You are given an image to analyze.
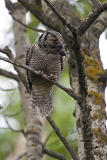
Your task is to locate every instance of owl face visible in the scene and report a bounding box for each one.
[38,31,66,56]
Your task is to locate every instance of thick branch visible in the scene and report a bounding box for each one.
[43,148,67,160]
[0,68,19,82]
[46,116,79,160]
[0,52,80,103]
[78,2,107,36]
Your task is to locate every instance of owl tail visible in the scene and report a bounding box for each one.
[31,79,53,117]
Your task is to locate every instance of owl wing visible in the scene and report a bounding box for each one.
[60,56,63,70]
[26,45,34,93]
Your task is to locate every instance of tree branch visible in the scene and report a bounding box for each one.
[90,0,101,8]
[0,49,80,103]
[44,0,76,36]
[4,116,25,136]
[72,37,87,97]
[43,147,67,160]
[11,14,45,33]
[78,2,107,36]
[0,68,19,82]
[44,131,53,146]
[4,110,22,117]
[0,87,17,91]
[46,116,79,160]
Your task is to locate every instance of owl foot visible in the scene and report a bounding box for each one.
[37,70,44,75]
[48,74,57,80]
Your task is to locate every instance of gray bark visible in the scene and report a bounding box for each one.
[5,1,43,160]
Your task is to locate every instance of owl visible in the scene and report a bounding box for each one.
[26,31,66,117]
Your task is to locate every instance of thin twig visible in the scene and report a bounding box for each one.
[4,115,25,136]
[11,14,45,33]
[4,110,22,117]
[0,49,80,103]
[43,147,67,160]
[44,131,53,146]
[46,116,79,160]
[0,87,17,91]
[78,2,107,36]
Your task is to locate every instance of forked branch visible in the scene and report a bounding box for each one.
[78,2,107,36]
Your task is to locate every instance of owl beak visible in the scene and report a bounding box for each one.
[59,48,66,56]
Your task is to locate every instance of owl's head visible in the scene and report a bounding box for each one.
[37,31,66,56]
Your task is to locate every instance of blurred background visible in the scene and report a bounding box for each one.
[0,0,107,160]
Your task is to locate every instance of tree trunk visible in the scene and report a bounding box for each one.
[5,1,43,160]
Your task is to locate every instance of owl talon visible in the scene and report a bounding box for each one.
[49,74,57,80]
[37,70,44,74]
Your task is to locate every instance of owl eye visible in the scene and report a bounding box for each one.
[56,43,62,50]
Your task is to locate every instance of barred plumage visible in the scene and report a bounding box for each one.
[26,31,66,117]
